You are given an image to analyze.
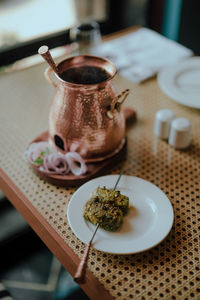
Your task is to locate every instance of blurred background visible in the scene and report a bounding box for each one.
[0,0,199,299]
[0,0,200,66]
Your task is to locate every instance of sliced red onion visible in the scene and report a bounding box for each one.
[25,142,87,176]
[43,155,50,171]
[65,152,87,176]
[24,141,53,163]
[47,153,69,174]
[39,165,56,173]
[41,155,56,173]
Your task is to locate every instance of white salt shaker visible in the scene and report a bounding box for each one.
[154,109,175,139]
[168,118,191,149]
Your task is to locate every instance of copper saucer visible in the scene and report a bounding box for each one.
[28,108,136,187]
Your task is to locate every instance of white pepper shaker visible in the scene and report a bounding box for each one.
[168,118,191,149]
[154,109,175,139]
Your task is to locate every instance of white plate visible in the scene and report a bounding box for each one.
[67,175,174,254]
[158,57,200,109]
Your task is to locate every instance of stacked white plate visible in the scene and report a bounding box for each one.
[158,57,200,109]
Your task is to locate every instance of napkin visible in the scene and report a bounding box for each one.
[92,28,193,83]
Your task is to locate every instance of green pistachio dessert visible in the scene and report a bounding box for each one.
[83,186,129,231]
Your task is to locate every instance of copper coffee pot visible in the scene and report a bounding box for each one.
[44,54,130,162]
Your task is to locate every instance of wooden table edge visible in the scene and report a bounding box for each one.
[102,25,141,42]
[0,168,114,300]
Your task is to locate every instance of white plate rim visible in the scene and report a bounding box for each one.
[158,57,200,109]
[67,175,174,255]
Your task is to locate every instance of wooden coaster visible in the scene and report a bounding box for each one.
[29,107,136,187]
[30,133,127,187]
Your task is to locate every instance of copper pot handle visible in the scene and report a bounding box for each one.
[107,89,130,119]
[44,67,58,88]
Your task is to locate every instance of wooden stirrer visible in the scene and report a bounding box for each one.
[74,172,123,284]
[38,45,60,76]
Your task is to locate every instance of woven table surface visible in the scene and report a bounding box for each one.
[0,63,200,300]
